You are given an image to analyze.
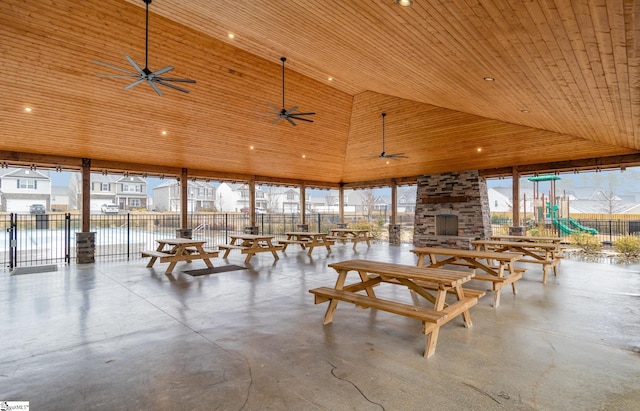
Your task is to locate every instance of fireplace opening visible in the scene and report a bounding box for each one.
[436,214,458,236]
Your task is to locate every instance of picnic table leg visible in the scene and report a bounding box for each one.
[323,270,348,324]
[194,245,214,268]
[454,285,473,327]
[493,287,502,308]
[244,252,254,264]
[146,242,165,267]
[423,323,439,358]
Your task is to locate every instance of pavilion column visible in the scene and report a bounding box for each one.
[77,158,95,264]
[388,179,401,245]
[338,184,346,228]
[245,177,258,234]
[511,166,523,235]
[176,168,192,238]
[298,183,308,232]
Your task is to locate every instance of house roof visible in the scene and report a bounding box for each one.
[2,0,639,185]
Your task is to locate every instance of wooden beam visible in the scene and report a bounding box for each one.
[480,153,640,178]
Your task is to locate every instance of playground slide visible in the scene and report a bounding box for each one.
[552,217,576,236]
[568,217,598,235]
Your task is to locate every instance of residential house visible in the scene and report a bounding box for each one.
[51,186,71,211]
[69,173,148,212]
[153,180,216,212]
[0,167,51,213]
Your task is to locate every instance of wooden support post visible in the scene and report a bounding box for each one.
[391,179,397,225]
[81,158,91,232]
[339,184,345,224]
[180,168,188,229]
[512,166,520,227]
[249,177,256,227]
[300,183,306,224]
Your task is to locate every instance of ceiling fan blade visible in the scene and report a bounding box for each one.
[285,116,297,126]
[148,80,163,96]
[285,105,299,115]
[289,116,314,123]
[125,56,145,75]
[154,77,196,83]
[149,66,174,77]
[290,112,316,116]
[386,154,408,159]
[92,60,137,74]
[272,116,284,125]
[124,78,146,90]
[155,79,190,93]
[268,103,281,114]
[96,74,140,79]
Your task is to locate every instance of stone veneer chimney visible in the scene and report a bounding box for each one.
[413,170,492,249]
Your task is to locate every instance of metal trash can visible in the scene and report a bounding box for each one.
[35,214,49,229]
[244,226,259,235]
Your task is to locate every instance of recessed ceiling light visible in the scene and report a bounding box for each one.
[24,107,32,113]
[520,109,530,113]
[249,145,254,150]
[396,0,413,7]
[483,77,495,81]
[302,154,306,159]
[228,33,235,39]
[328,77,333,81]
[477,147,482,152]
[161,130,167,135]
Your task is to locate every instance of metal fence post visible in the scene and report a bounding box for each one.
[65,213,71,264]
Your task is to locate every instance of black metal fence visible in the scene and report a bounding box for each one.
[491,214,640,245]
[1,211,415,269]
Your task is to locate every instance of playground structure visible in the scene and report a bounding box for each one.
[528,175,598,236]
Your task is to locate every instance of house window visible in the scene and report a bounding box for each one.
[17,179,37,189]
[101,183,109,191]
[256,191,265,199]
[130,199,141,207]
[436,215,458,236]
[495,200,498,207]
[287,192,295,200]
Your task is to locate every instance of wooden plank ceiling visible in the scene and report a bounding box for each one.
[1,0,638,184]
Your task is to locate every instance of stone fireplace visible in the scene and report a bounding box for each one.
[413,170,492,248]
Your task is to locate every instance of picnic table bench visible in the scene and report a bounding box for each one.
[309,259,481,358]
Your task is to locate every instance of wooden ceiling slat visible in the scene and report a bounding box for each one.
[1,0,638,185]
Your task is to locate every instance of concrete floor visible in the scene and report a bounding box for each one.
[1,243,639,410]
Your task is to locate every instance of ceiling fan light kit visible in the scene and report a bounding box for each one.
[93,0,196,96]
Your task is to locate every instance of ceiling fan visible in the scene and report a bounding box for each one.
[92,0,195,96]
[262,57,316,126]
[370,113,407,160]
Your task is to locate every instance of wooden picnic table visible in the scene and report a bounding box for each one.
[411,246,524,307]
[490,235,563,243]
[218,233,283,264]
[141,238,219,275]
[327,228,373,250]
[471,240,562,284]
[309,259,484,358]
[279,232,334,256]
